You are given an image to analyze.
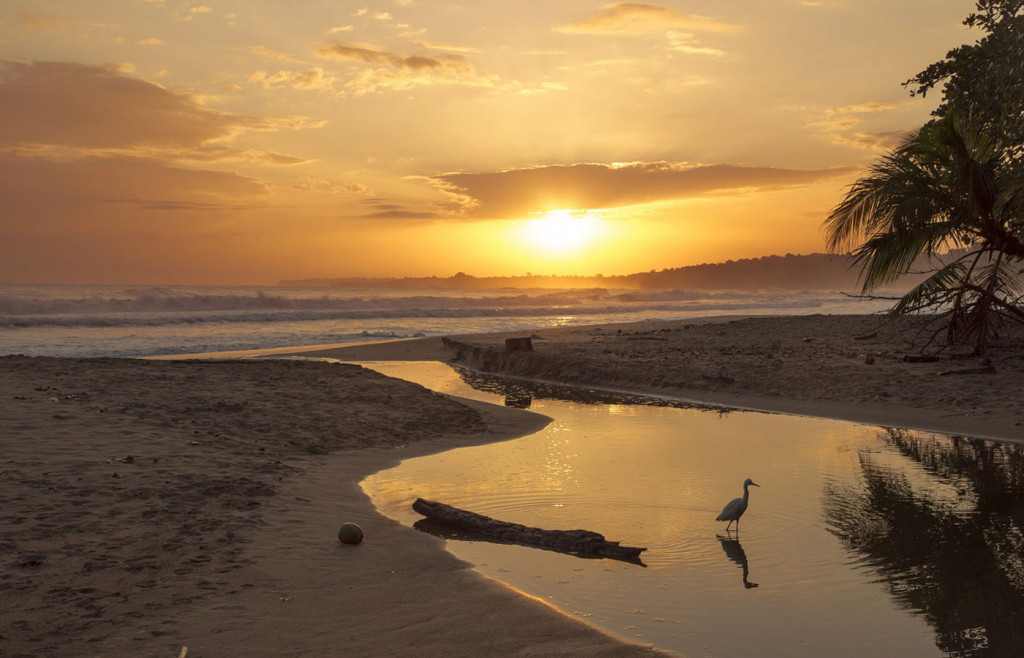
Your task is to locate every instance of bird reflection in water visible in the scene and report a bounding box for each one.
[718,536,759,589]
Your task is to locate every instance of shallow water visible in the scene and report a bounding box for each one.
[360,362,1024,658]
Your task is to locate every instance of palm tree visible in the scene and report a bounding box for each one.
[825,115,1024,354]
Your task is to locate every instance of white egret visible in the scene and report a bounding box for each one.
[716,478,760,533]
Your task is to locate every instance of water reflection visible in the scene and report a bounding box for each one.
[362,362,1021,657]
[718,537,759,589]
[824,429,1024,657]
[451,364,726,411]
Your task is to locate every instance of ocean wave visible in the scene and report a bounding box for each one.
[0,298,827,328]
[0,288,610,316]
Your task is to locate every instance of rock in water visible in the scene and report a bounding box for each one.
[338,522,364,545]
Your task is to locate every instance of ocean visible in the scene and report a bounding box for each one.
[0,283,893,358]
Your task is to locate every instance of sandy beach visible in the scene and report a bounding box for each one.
[3,313,1022,657]
[0,356,663,657]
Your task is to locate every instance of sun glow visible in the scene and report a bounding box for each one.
[519,209,603,255]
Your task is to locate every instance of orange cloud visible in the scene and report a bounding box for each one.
[667,31,727,56]
[432,162,852,219]
[315,42,503,95]
[360,198,442,220]
[0,154,267,232]
[19,12,68,30]
[807,102,904,151]
[0,60,319,159]
[0,61,313,255]
[0,61,246,148]
[316,42,471,72]
[835,130,908,151]
[290,177,368,195]
[557,3,739,35]
[413,40,482,54]
[249,45,307,63]
[249,67,336,91]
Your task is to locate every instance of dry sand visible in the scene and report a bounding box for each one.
[4,313,1022,657]
[1,356,662,657]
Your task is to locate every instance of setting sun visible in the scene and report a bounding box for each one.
[519,210,604,256]
[0,0,969,285]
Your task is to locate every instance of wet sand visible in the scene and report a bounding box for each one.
[4,313,1021,656]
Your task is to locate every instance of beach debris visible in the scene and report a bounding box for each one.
[854,332,878,340]
[864,355,876,365]
[178,646,189,658]
[411,498,646,566]
[337,522,364,545]
[938,365,997,376]
[504,337,534,352]
[902,354,940,363]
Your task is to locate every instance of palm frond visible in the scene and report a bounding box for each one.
[823,114,1024,353]
[889,260,968,317]
[851,220,963,290]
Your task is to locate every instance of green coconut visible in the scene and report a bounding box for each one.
[337,522,364,545]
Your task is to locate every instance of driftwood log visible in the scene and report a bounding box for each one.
[504,337,534,352]
[412,498,647,566]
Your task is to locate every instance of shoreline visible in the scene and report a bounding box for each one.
[289,314,1023,445]
[179,396,666,657]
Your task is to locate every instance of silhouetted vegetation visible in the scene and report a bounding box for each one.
[827,2,1024,354]
[280,253,870,291]
[824,429,1024,657]
[905,0,1024,166]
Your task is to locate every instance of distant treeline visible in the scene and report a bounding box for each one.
[280,253,882,290]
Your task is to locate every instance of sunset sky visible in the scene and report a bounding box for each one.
[0,0,973,284]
